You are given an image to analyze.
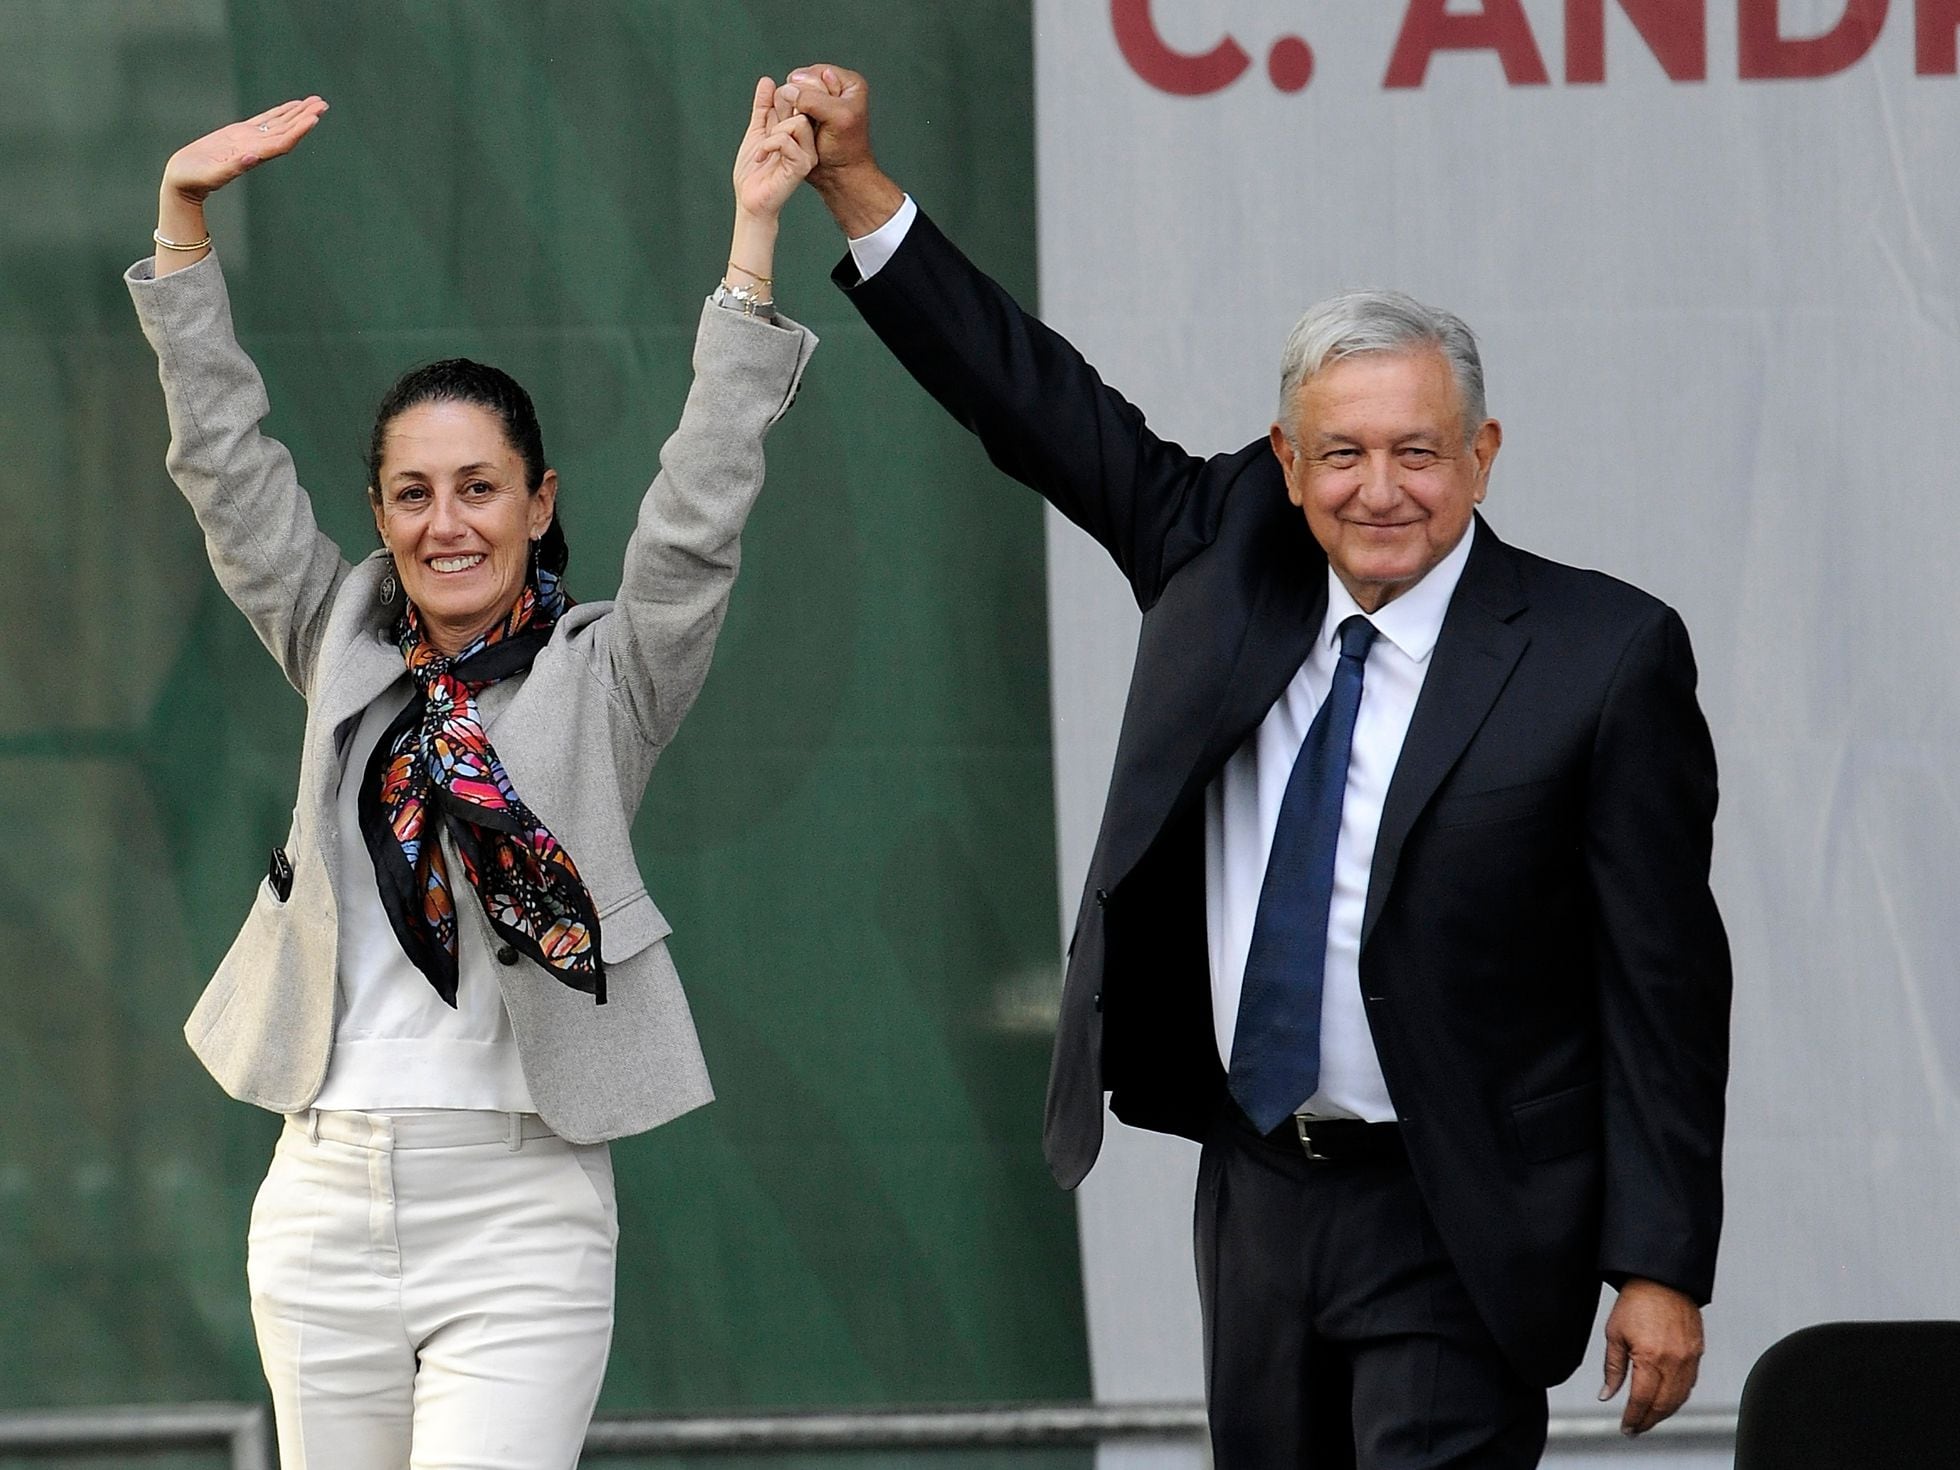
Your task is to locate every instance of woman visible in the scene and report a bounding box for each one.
[127,86,817,1468]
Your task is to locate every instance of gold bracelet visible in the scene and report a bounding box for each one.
[153,228,212,253]
[726,259,773,285]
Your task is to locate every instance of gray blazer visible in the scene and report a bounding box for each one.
[127,254,815,1143]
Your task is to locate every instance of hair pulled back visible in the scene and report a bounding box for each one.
[366,358,568,575]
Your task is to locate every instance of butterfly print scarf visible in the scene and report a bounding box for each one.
[358,564,606,1006]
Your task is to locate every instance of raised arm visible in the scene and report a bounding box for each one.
[128,98,349,695]
[606,80,819,749]
[781,65,1215,608]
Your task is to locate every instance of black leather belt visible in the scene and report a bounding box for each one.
[1246,1111,1404,1163]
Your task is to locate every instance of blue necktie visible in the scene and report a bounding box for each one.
[1228,614,1379,1133]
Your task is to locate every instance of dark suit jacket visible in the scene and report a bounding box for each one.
[837,211,1731,1386]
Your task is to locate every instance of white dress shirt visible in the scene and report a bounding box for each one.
[312,686,538,1113]
[1206,522,1476,1121]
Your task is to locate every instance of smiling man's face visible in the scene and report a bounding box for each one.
[1270,347,1501,613]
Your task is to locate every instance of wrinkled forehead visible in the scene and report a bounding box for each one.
[1294,346,1469,432]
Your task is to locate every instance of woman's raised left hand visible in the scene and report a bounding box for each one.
[732,77,817,224]
[162,96,328,206]
[153,96,326,276]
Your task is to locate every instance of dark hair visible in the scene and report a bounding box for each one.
[366,358,568,575]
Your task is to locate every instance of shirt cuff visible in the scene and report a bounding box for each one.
[847,194,918,281]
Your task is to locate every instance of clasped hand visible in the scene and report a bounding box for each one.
[733,77,818,225]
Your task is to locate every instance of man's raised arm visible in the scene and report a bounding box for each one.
[780,64,1233,607]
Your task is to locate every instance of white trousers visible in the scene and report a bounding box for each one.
[247,1109,617,1470]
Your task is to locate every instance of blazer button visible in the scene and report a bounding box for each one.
[496,944,519,967]
[1095,888,1109,907]
[1093,991,1103,1012]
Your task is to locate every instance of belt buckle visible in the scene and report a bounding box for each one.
[1292,1114,1331,1162]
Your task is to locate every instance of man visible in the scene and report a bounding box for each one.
[781,66,1730,1468]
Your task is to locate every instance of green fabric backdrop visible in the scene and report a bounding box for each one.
[0,3,1085,1462]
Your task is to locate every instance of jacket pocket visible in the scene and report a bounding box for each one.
[1510,1079,1600,1163]
[1429,777,1562,831]
[596,888,673,964]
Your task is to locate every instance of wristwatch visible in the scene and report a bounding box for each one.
[712,280,775,319]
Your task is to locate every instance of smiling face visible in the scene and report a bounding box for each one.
[1270,346,1501,613]
[370,399,557,654]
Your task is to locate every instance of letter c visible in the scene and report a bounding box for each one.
[1111,0,1253,95]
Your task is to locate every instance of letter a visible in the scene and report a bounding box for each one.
[1385,0,1552,87]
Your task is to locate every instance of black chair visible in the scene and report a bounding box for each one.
[1733,1320,1960,1468]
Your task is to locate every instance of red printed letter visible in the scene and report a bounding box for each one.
[1566,0,1707,82]
[1111,0,1252,96]
[1920,0,1960,72]
[1385,0,1552,87]
[1739,0,1888,79]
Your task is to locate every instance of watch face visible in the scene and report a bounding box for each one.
[713,281,770,315]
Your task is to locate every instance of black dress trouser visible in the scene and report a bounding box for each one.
[1195,1111,1549,1469]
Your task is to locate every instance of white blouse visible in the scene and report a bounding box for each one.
[310,685,537,1113]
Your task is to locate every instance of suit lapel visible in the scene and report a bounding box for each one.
[305,561,409,889]
[1111,536,1327,888]
[315,628,407,740]
[474,676,523,730]
[1361,521,1529,949]
[1194,551,1327,794]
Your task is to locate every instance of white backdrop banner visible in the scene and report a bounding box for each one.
[1033,0,1960,1431]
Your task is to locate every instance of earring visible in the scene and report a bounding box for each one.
[379,554,400,609]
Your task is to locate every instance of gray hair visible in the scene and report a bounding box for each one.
[1275,290,1486,446]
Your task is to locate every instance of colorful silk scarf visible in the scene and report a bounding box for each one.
[359,564,606,1006]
